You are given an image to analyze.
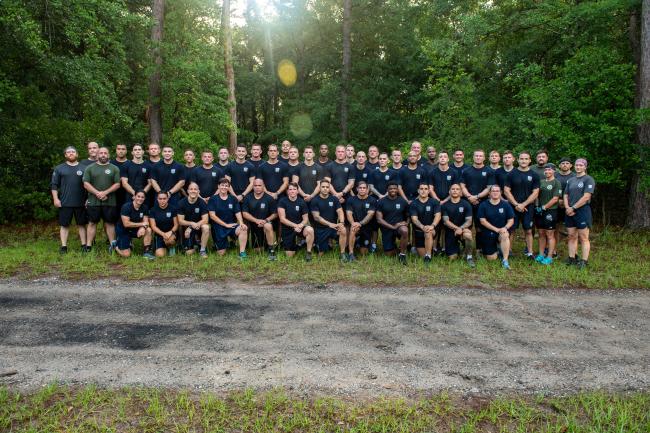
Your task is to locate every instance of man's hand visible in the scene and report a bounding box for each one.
[53,198,62,208]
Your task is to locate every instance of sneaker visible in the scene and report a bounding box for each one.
[525,253,535,261]
[82,245,92,253]
[398,253,407,265]
[108,240,117,255]
[541,256,553,265]
[410,246,417,255]
[423,255,432,264]
[59,246,68,255]
[347,253,356,262]
[466,256,476,268]
[305,252,312,262]
[340,253,348,263]
[143,252,155,260]
[502,259,511,270]
[239,251,248,260]
[552,251,558,259]
[576,259,588,270]
[370,243,377,254]
[564,257,577,266]
[535,254,545,263]
[268,250,277,261]
[199,250,208,258]
[168,247,176,257]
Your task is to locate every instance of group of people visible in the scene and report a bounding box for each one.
[51,139,595,269]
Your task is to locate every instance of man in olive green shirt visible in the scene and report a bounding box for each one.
[83,147,121,252]
[534,164,562,264]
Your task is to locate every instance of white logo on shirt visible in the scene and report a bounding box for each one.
[396,204,401,209]
[547,184,552,190]
[416,174,421,179]
[546,213,552,221]
[172,168,177,174]
[312,170,317,175]
[260,203,266,209]
[166,212,172,218]
[527,176,532,181]
[482,172,487,177]
[295,205,300,211]
[104,169,111,175]
[447,175,451,181]
[76,170,83,176]
[426,206,431,211]
[228,204,233,209]
[275,167,280,173]
[459,207,464,213]
[139,213,143,218]
[365,203,370,208]
[142,168,147,173]
[344,167,349,172]
[212,172,216,177]
[578,182,584,188]
[194,208,200,213]
[384,175,390,180]
[328,201,333,207]
[499,208,504,214]
[243,167,248,172]
[363,173,367,178]
[587,184,593,189]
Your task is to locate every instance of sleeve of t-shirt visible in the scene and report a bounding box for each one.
[441,203,449,218]
[346,165,354,181]
[408,201,419,217]
[176,165,186,183]
[532,172,540,190]
[434,201,441,214]
[505,202,515,219]
[269,198,278,214]
[241,196,251,213]
[111,166,120,184]
[465,201,473,218]
[333,199,342,211]
[477,203,486,220]
[120,203,131,217]
[487,170,496,186]
[233,198,242,213]
[119,162,129,178]
[277,198,287,211]
[150,164,161,182]
[504,171,513,189]
[585,177,596,194]
[207,197,217,213]
[554,180,562,198]
[368,198,377,211]
[82,167,91,183]
[460,171,468,185]
[51,167,61,190]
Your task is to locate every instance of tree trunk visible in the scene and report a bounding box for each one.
[222,0,237,154]
[628,2,650,228]
[148,0,164,145]
[340,0,351,143]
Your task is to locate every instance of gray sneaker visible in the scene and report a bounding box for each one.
[143,252,155,260]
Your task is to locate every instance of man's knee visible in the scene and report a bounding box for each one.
[200,224,210,234]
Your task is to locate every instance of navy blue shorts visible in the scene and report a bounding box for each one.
[513,206,534,230]
[182,227,202,250]
[353,225,373,249]
[535,209,558,230]
[116,225,139,250]
[481,230,501,256]
[315,226,338,252]
[413,229,432,248]
[380,227,404,252]
[154,233,176,250]
[565,206,592,229]
[212,224,239,250]
[281,226,305,251]
[86,205,118,224]
[444,228,464,256]
[58,207,88,227]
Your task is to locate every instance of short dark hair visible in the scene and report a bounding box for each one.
[218,177,230,186]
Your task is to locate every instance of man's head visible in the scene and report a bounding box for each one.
[489,150,500,166]
[251,143,262,159]
[418,183,430,199]
[184,149,195,165]
[427,146,437,162]
[156,190,170,207]
[97,147,110,164]
[544,164,555,180]
[115,143,127,159]
[148,142,160,159]
[303,146,314,161]
[356,151,367,165]
[356,180,369,198]
[368,145,379,160]
[411,141,422,156]
[281,140,291,154]
[253,178,265,195]
[218,177,231,193]
[319,144,329,158]
[187,182,200,199]
[449,183,461,199]
[201,150,214,166]
[87,141,99,159]
[335,145,346,162]
[267,144,279,160]
[489,184,502,200]
[503,150,514,167]
[453,149,464,164]
[408,151,418,166]
[287,182,299,199]
[386,182,399,198]
[218,147,230,162]
[235,144,247,160]
[536,149,549,166]
[559,157,572,173]
[391,149,402,165]
[289,146,299,162]
[162,146,174,162]
[64,146,78,163]
[473,149,485,166]
[378,152,389,168]
[319,179,331,196]
[131,144,144,160]
[437,150,449,166]
[345,145,355,160]
[518,151,531,169]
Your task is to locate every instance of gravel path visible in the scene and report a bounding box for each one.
[1,278,648,396]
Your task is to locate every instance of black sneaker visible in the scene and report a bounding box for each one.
[576,259,588,270]
[340,253,348,263]
[525,253,535,261]
[83,245,92,253]
[564,257,577,266]
[268,250,277,261]
[347,253,356,262]
[398,253,407,265]
[423,255,432,264]
[466,256,476,268]
[305,252,312,262]
[552,252,558,259]
[59,246,68,255]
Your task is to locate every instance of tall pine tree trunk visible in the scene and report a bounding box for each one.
[222,0,237,153]
[628,2,650,228]
[340,0,351,143]
[148,0,164,145]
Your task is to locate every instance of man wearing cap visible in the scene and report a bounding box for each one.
[51,146,88,253]
[535,164,562,264]
[564,158,595,269]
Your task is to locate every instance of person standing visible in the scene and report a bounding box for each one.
[51,146,88,253]
[258,144,289,199]
[121,144,150,201]
[564,159,595,269]
[79,141,99,169]
[150,146,186,206]
[82,147,121,253]
[111,143,129,212]
[225,144,256,201]
[504,151,540,259]
[294,146,327,203]
[535,164,562,264]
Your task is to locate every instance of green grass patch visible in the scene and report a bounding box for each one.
[0,384,648,432]
[0,224,648,289]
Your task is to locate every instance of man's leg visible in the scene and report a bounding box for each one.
[578,228,590,261]
[303,227,314,253]
[348,226,358,256]
[236,225,248,253]
[86,223,97,247]
[538,229,547,256]
[499,232,511,262]
[424,231,433,257]
[104,223,116,243]
[524,228,533,256]
[200,224,210,251]
[462,229,474,258]
[338,227,347,254]
[264,222,276,248]
[398,226,409,255]
[567,227,578,259]
[60,226,69,247]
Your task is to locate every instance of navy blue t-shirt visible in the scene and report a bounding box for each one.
[151,161,186,199]
[241,193,277,220]
[309,195,342,228]
[208,194,241,224]
[369,168,400,196]
[278,196,309,225]
[366,161,380,171]
[477,199,515,232]
[327,161,354,193]
[494,167,514,190]
[409,197,441,228]
[119,201,148,228]
[121,160,150,194]
[225,160,256,195]
[177,197,208,223]
[148,204,178,232]
[505,169,540,203]
[353,164,371,186]
[399,166,430,200]
[450,163,468,179]
[286,162,301,183]
[190,165,224,198]
[346,195,377,223]
[258,160,289,193]
[377,196,409,225]
[461,166,494,196]
[248,159,265,169]
[430,166,458,200]
[442,198,473,227]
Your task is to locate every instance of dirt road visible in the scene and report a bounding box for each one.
[1,278,648,396]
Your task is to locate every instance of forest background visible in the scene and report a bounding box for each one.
[1,0,648,226]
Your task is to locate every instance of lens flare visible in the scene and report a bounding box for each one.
[278,59,297,87]
[290,113,313,139]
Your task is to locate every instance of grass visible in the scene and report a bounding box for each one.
[0,384,648,432]
[0,223,648,289]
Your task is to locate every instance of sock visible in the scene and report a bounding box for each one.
[464,238,474,257]
[466,254,472,259]
[144,245,152,253]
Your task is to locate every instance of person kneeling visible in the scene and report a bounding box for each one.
[115,190,154,259]
[208,178,248,258]
[149,191,179,257]
[310,180,348,261]
[478,185,514,270]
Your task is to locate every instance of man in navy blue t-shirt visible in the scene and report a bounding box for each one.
[309,179,348,260]
[148,190,179,257]
[504,151,540,259]
[208,178,249,258]
[478,185,515,269]
[189,150,224,201]
[376,182,410,264]
[441,184,476,267]
[258,144,289,199]
[177,182,210,257]
[242,178,278,260]
[150,146,186,206]
[278,183,315,260]
[409,184,441,262]
[345,180,376,260]
[225,144,256,200]
[399,151,430,203]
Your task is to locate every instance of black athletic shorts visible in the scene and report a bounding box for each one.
[249,221,277,248]
[444,227,464,256]
[58,206,88,227]
[86,206,118,224]
[352,224,373,249]
[513,205,534,230]
[535,208,558,230]
[413,229,432,248]
[281,226,305,252]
